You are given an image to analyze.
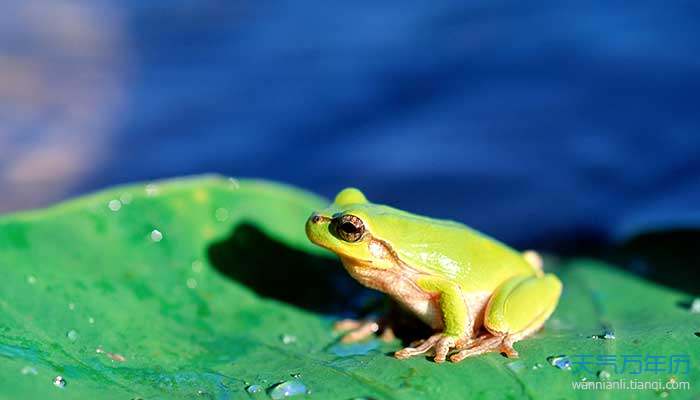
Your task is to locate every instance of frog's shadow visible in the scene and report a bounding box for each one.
[207,223,431,343]
[207,223,372,315]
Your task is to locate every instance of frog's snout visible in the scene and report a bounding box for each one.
[306,213,328,246]
[310,213,323,224]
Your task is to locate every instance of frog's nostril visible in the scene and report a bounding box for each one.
[311,214,322,224]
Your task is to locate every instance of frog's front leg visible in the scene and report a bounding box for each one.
[394,276,474,363]
[450,273,562,362]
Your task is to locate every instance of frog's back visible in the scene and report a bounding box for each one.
[364,205,535,291]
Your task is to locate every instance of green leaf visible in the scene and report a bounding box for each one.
[0,176,697,399]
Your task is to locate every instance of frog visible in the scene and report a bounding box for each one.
[305,188,562,363]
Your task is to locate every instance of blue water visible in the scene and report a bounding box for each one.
[2,2,699,249]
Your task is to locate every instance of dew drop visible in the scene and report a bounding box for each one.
[246,384,263,394]
[88,317,95,324]
[53,376,66,388]
[280,334,297,345]
[228,178,240,189]
[150,229,163,242]
[119,193,133,204]
[659,390,669,398]
[547,355,572,370]
[145,184,159,197]
[191,260,204,273]
[108,199,122,212]
[21,366,38,375]
[290,373,302,379]
[186,278,198,289]
[66,330,79,341]
[591,326,616,340]
[689,298,700,313]
[597,370,611,380]
[506,361,525,373]
[68,303,76,311]
[532,362,544,370]
[27,275,37,285]
[215,208,229,222]
[268,380,308,399]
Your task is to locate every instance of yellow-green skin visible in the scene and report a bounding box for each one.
[306,188,562,362]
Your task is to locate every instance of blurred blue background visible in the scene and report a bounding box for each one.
[1,1,699,250]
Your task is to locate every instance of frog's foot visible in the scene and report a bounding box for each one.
[449,333,516,362]
[451,273,562,363]
[395,333,469,363]
[334,318,396,343]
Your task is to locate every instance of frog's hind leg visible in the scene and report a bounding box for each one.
[450,273,562,363]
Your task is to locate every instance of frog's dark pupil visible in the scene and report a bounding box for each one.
[333,215,364,242]
[341,222,357,233]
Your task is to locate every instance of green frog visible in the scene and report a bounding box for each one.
[305,188,562,363]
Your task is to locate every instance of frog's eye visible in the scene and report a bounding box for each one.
[333,214,365,242]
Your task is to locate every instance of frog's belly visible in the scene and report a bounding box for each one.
[340,257,444,329]
[398,290,492,332]
[396,295,442,328]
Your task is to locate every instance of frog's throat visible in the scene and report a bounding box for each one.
[339,238,430,300]
[339,240,442,328]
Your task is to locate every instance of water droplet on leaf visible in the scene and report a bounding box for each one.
[547,355,572,370]
[26,275,37,285]
[689,298,700,313]
[598,370,611,380]
[215,208,229,222]
[119,193,133,204]
[53,376,66,388]
[108,199,122,212]
[281,334,297,344]
[145,184,159,196]
[186,278,198,289]
[591,326,615,340]
[506,361,526,373]
[66,330,79,341]
[246,384,263,394]
[191,260,203,273]
[21,366,37,375]
[150,229,163,242]
[268,380,308,399]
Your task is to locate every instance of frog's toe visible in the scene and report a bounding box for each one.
[433,336,457,363]
[395,333,466,363]
[395,333,441,359]
[449,334,512,362]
